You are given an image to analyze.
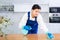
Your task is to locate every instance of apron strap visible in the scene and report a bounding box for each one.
[35,17,37,21]
[28,11,30,20]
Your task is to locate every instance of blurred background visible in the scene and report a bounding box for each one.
[0,0,60,34]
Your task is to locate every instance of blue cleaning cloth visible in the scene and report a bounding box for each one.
[21,29,28,35]
[22,25,32,35]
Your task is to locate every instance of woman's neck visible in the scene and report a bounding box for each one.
[31,13,35,18]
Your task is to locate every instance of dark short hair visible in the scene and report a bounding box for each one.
[32,4,41,10]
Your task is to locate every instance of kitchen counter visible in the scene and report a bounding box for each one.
[0,34,60,40]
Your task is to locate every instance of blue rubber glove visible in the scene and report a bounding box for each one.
[23,25,32,30]
[46,32,54,39]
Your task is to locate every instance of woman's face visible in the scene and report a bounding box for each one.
[32,9,40,17]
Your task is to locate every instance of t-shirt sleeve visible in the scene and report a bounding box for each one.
[19,13,28,29]
[37,14,48,33]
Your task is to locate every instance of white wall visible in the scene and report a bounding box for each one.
[49,0,60,7]
[0,0,49,5]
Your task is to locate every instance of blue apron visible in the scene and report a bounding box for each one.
[26,12,38,34]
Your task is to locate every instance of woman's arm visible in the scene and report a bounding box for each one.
[19,13,32,35]
[19,13,28,29]
[38,14,54,39]
[37,14,48,33]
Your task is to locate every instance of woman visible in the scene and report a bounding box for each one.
[19,4,54,39]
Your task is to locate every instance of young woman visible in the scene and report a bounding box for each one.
[19,4,54,39]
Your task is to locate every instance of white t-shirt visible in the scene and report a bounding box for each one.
[19,12,48,33]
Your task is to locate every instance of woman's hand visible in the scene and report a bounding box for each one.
[46,32,54,39]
